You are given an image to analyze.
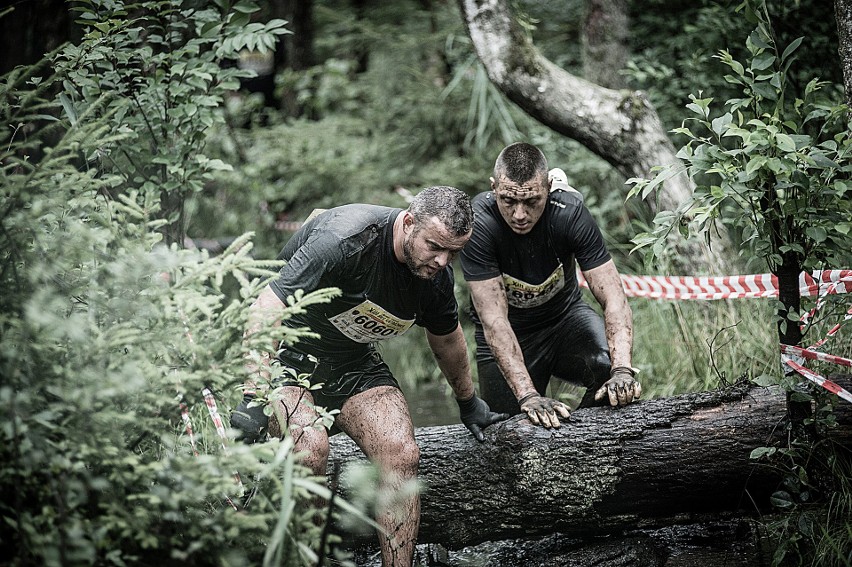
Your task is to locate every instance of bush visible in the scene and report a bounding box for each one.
[0,3,355,565]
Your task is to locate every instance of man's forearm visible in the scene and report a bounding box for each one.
[482,319,538,400]
[427,325,475,400]
[605,302,633,369]
[243,285,285,389]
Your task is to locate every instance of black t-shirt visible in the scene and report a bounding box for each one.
[460,190,610,334]
[270,204,460,362]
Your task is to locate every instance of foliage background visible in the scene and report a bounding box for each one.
[1,0,850,565]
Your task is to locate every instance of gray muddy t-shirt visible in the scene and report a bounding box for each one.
[270,204,460,362]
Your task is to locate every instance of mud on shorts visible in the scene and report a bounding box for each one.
[475,301,611,415]
[275,347,400,413]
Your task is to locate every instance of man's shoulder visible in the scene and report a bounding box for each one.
[313,204,396,239]
[546,190,595,228]
[471,191,495,210]
[547,189,585,211]
[326,203,396,225]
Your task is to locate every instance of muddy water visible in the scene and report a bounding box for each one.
[401,381,459,428]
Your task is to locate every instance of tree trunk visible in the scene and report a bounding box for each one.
[271,0,315,114]
[274,0,315,71]
[836,0,852,109]
[0,0,72,75]
[582,0,629,89]
[456,0,730,273]
[329,380,852,550]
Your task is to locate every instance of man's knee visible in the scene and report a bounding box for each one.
[577,350,611,409]
[296,427,330,474]
[478,360,520,415]
[380,435,420,477]
[586,349,611,389]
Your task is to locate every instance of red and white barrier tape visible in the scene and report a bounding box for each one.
[781,354,852,404]
[203,387,229,452]
[175,309,242,509]
[581,268,852,403]
[578,269,852,300]
[780,343,852,369]
[179,400,199,457]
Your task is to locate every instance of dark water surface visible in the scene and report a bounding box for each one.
[402,381,459,428]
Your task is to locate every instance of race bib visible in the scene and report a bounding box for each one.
[502,264,565,308]
[329,299,415,343]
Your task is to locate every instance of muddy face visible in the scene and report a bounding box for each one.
[491,173,549,235]
[402,216,470,279]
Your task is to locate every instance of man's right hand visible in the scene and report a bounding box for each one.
[457,394,510,442]
[230,394,269,443]
[518,393,571,428]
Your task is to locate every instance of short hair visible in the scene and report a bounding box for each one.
[494,142,548,183]
[408,185,473,236]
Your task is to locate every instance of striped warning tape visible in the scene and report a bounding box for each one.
[580,269,852,300]
[179,400,199,457]
[781,343,851,369]
[581,268,852,403]
[781,354,852,404]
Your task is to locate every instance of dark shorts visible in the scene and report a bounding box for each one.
[276,347,400,413]
[475,301,611,414]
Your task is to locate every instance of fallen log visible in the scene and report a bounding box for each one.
[329,378,852,550]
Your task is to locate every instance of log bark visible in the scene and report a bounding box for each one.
[329,380,852,550]
[456,0,731,273]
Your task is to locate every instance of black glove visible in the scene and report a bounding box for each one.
[230,394,269,443]
[518,393,571,428]
[457,395,510,442]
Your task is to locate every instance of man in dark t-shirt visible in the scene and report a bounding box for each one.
[233,186,507,567]
[460,143,641,429]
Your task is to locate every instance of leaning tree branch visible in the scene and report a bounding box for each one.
[457,0,731,272]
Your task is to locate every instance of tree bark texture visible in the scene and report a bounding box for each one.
[405,516,765,567]
[274,0,315,72]
[582,0,629,89]
[329,381,852,550]
[836,0,852,109]
[457,0,730,273]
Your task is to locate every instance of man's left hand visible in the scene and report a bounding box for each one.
[457,395,510,442]
[594,367,641,407]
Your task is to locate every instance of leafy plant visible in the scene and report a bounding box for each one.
[52,0,289,247]
[0,7,375,566]
[629,1,852,348]
[627,2,852,563]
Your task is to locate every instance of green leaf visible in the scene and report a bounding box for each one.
[774,133,796,153]
[752,82,779,100]
[710,113,733,136]
[750,53,775,71]
[59,93,78,126]
[750,447,776,460]
[232,0,259,14]
[781,37,804,62]
[770,490,795,510]
[810,152,840,169]
[788,134,811,149]
[745,156,767,176]
[805,226,827,243]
